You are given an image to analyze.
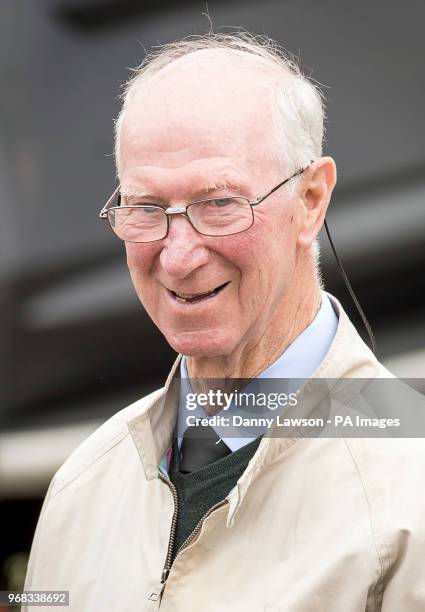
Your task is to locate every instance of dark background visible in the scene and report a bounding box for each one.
[0,0,424,595]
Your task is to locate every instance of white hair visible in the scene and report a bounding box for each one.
[114,32,325,272]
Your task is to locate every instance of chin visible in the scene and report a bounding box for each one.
[164,327,237,358]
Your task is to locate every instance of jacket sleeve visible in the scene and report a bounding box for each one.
[22,477,56,610]
[344,435,425,612]
[380,526,425,611]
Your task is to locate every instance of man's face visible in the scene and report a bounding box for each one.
[119,54,302,358]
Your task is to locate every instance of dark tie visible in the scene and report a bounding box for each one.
[179,424,231,473]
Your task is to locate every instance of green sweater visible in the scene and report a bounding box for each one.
[169,436,262,561]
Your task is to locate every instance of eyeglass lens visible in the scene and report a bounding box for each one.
[108,197,254,242]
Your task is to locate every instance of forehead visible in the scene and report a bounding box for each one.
[119,50,285,182]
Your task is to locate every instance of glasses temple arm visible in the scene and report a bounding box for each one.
[99,185,121,218]
[251,166,310,206]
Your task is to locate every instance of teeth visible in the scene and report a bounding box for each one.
[175,289,214,299]
[169,282,228,303]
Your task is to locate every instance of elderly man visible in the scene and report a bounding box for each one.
[24,33,425,611]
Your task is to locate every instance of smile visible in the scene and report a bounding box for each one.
[169,282,229,304]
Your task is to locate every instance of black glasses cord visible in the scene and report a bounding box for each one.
[324,218,376,355]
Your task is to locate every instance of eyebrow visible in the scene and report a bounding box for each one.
[199,177,243,192]
[120,174,247,204]
[121,190,164,204]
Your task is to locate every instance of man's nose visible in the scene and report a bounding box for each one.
[159,214,210,280]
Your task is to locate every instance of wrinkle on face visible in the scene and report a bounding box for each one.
[120,161,250,205]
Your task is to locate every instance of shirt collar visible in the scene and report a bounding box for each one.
[177,291,338,452]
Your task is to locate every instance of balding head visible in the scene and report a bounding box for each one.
[115,33,325,180]
[119,48,287,191]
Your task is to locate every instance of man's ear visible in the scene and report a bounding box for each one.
[297,157,337,248]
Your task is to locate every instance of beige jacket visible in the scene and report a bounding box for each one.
[24,295,425,611]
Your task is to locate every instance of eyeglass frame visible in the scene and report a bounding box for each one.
[99,163,312,243]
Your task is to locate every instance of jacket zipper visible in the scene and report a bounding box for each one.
[158,472,179,584]
[148,472,228,602]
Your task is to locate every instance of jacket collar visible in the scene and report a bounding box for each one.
[127,294,382,518]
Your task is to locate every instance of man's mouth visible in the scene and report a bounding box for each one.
[169,282,229,304]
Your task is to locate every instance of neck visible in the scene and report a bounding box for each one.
[186,260,322,381]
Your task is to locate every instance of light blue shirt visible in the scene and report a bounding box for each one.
[177,291,338,452]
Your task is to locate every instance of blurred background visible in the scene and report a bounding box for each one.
[0,0,424,600]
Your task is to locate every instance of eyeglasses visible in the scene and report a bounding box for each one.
[98,161,377,351]
[99,165,310,243]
